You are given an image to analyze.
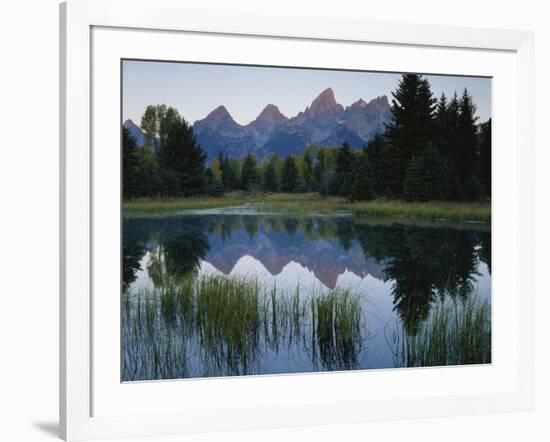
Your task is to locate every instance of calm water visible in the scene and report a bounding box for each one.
[122,211,491,381]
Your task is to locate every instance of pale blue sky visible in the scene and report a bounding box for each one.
[122,60,491,126]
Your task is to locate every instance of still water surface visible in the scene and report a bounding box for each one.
[122,211,491,381]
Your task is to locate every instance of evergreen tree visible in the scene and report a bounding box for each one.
[377,142,403,198]
[240,152,259,191]
[479,119,492,197]
[301,148,314,191]
[263,156,279,192]
[218,152,239,191]
[350,151,375,201]
[281,155,301,193]
[403,144,449,201]
[444,93,463,200]
[137,144,161,196]
[158,116,206,196]
[435,93,449,152]
[329,142,355,196]
[122,127,143,198]
[384,74,436,194]
[456,88,479,190]
[403,156,426,202]
[364,135,384,196]
[205,168,224,196]
[420,144,450,200]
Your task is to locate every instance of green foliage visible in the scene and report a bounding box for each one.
[350,152,375,201]
[240,152,259,191]
[403,156,425,202]
[205,168,224,196]
[125,80,489,204]
[455,89,479,185]
[329,142,356,196]
[263,156,279,192]
[122,128,143,198]
[158,113,206,196]
[403,145,449,202]
[478,119,491,197]
[281,156,303,193]
[218,152,240,191]
[384,74,436,191]
[396,298,491,367]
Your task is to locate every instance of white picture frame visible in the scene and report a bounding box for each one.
[60,0,534,440]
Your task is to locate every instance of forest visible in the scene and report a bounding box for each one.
[123,73,492,203]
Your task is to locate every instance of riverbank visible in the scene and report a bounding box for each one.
[123,193,491,223]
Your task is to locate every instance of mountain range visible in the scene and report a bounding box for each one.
[123,87,392,161]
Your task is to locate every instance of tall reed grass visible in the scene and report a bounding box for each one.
[390,298,491,368]
[122,274,364,381]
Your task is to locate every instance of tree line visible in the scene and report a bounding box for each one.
[123,73,491,202]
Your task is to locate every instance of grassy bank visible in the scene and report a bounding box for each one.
[123,193,491,223]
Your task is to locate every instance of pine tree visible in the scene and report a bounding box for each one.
[205,168,224,196]
[456,89,479,193]
[403,144,449,201]
[377,142,403,198]
[420,144,450,200]
[240,152,259,191]
[329,142,355,196]
[219,152,239,191]
[350,152,375,201]
[403,156,426,202]
[478,119,492,197]
[384,74,436,194]
[263,157,279,192]
[435,93,448,150]
[364,135,384,195]
[122,127,143,198]
[158,116,206,196]
[281,155,301,193]
[444,92,463,200]
[301,149,314,191]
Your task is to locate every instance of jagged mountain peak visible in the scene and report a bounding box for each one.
[254,104,288,124]
[347,98,368,110]
[204,105,234,123]
[304,87,344,118]
[366,95,390,112]
[151,88,393,161]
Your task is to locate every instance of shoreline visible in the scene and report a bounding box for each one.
[122,193,491,223]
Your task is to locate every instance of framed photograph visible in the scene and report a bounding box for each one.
[60,0,534,440]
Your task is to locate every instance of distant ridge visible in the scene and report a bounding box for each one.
[126,88,392,160]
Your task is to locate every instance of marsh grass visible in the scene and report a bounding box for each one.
[123,193,490,223]
[123,274,491,381]
[122,274,364,381]
[391,297,491,368]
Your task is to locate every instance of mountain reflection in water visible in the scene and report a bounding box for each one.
[122,214,491,380]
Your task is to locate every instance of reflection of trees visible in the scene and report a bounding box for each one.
[478,231,491,273]
[123,217,210,289]
[122,218,151,290]
[283,217,299,236]
[353,222,482,334]
[125,214,488,338]
[335,217,355,250]
[242,216,260,239]
[161,221,209,279]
